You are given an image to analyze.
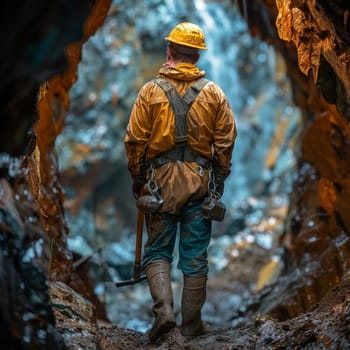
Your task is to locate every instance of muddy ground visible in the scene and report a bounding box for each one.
[52,239,350,350]
[52,272,350,349]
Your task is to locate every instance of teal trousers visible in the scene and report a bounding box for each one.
[142,202,211,276]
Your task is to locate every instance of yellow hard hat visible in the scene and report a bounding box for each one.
[165,22,207,50]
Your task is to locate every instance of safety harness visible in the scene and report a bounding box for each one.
[149,77,211,169]
[143,77,221,210]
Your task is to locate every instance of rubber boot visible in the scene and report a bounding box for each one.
[181,275,208,336]
[144,260,176,342]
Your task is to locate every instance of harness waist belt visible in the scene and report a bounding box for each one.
[149,147,211,169]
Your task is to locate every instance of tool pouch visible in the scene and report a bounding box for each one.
[136,194,162,213]
[202,164,226,221]
[201,196,226,221]
[136,171,163,214]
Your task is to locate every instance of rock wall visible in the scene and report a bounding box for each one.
[236,0,350,318]
[0,1,111,347]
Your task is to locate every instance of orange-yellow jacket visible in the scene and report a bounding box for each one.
[124,63,237,214]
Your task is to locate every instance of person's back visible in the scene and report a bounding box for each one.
[124,22,237,343]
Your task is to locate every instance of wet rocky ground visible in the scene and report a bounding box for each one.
[52,271,350,349]
[51,189,350,349]
[51,208,350,350]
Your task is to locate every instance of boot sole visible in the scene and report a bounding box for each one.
[149,318,176,342]
[181,321,210,337]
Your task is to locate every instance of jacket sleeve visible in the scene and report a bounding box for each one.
[212,86,237,180]
[124,84,153,177]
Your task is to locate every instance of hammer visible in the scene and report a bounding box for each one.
[114,210,147,287]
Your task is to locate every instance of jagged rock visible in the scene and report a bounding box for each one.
[52,274,350,349]
[50,281,99,350]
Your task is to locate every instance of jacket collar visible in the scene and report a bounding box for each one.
[158,63,205,82]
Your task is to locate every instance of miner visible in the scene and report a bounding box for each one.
[124,22,236,342]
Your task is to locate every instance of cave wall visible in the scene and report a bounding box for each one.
[1,0,97,156]
[0,0,111,347]
[236,0,350,317]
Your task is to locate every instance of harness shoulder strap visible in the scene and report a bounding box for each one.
[182,77,209,105]
[153,77,209,144]
[152,77,186,117]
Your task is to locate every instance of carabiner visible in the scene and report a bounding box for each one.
[197,165,204,177]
